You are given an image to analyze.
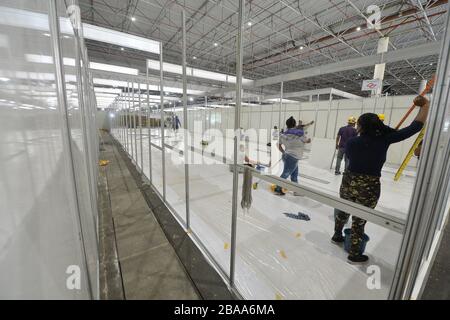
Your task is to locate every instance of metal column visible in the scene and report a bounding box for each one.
[313,94,319,137]
[133,81,138,163]
[230,0,244,287]
[324,93,332,138]
[128,81,132,156]
[160,42,166,200]
[333,101,340,136]
[139,83,143,172]
[389,8,450,299]
[48,0,92,298]
[278,81,283,129]
[125,83,129,152]
[182,9,190,229]
[146,62,152,182]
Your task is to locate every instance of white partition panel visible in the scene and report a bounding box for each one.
[0,0,99,299]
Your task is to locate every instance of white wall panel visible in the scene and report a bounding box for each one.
[0,0,98,299]
[185,94,423,166]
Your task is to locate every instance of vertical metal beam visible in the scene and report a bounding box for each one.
[125,83,129,152]
[133,81,137,163]
[139,83,143,172]
[278,81,283,129]
[388,95,394,127]
[120,98,123,144]
[373,94,378,113]
[325,93,332,138]
[182,9,190,229]
[48,0,92,298]
[73,30,99,244]
[389,8,450,299]
[120,95,126,145]
[270,103,274,140]
[128,81,132,155]
[333,101,340,136]
[146,62,152,182]
[160,42,166,200]
[230,0,244,288]
[313,94,319,137]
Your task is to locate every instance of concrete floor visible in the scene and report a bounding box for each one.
[98,132,200,300]
[422,215,450,299]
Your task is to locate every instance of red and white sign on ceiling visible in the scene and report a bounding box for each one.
[361,79,381,91]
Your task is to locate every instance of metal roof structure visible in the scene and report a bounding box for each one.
[79,0,447,96]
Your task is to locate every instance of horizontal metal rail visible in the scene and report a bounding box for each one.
[243,165,405,233]
[158,137,406,233]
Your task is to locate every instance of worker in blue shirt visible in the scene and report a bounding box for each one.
[331,96,430,264]
[173,115,181,132]
[335,116,357,175]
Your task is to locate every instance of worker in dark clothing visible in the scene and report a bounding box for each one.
[335,117,357,175]
[332,96,430,264]
[173,115,181,132]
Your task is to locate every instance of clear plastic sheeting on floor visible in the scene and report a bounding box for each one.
[111,121,405,299]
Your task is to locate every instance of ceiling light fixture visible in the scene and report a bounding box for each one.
[146,58,252,84]
[214,42,218,47]
[2,9,160,54]
[131,17,136,22]
[193,56,197,60]
[247,21,252,26]
[356,26,361,31]
[300,46,304,50]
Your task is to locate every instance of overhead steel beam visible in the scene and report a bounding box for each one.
[253,41,441,87]
[90,69,211,94]
[413,0,438,41]
[330,88,364,100]
[204,41,441,95]
[263,88,332,100]
[346,0,426,80]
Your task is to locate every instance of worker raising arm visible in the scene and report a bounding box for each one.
[332,95,429,264]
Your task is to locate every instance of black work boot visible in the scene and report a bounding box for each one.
[347,254,369,264]
[331,232,345,244]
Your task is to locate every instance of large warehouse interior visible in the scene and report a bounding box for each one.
[1,0,450,301]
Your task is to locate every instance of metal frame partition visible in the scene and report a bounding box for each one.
[48,0,101,299]
[389,7,450,299]
[106,1,450,301]
[140,17,236,291]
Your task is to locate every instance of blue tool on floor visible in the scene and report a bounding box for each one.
[283,212,310,221]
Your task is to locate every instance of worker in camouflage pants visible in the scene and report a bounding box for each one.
[333,172,380,257]
[332,97,429,263]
